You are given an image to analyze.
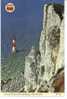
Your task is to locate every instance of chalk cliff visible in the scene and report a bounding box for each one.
[24,4,64,92]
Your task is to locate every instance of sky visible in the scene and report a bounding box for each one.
[1,0,64,58]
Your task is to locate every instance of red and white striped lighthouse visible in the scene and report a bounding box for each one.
[12,38,16,53]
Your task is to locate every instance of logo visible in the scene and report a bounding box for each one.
[5,3,15,13]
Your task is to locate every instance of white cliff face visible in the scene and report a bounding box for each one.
[24,46,37,91]
[39,4,61,81]
[56,19,64,73]
[24,4,64,92]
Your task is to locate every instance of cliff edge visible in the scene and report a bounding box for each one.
[24,4,64,92]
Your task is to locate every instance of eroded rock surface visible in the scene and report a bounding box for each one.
[24,4,64,92]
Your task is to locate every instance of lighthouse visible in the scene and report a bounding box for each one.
[12,38,16,54]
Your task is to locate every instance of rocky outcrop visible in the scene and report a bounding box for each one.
[52,67,64,92]
[1,72,25,92]
[24,4,64,92]
[24,46,37,92]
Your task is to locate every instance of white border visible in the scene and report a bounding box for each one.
[0,0,1,91]
[65,0,67,96]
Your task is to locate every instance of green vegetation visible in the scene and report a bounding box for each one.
[1,53,25,81]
